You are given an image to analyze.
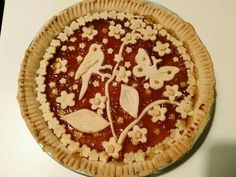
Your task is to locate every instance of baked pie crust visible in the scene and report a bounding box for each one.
[17,0,215,176]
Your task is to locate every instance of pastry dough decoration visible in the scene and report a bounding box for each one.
[67,141,80,153]
[119,84,139,118]
[89,93,107,110]
[96,108,104,116]
[117,12,126,21]
[56,91,75,109]
[173,56,179,62]
[117,117,124,124]
[48,82,56,88]
[108,24,125,39]
[134,150,145,162]
[59,78,66,85]
[61,45,67,51]
[127,125,147,145]
[175,119,187,132]
[76,55,83,62]
[125,47,132,54]
[54,58,67,74]
[124,62,131,68]
[99,151,109,163]
[92,80,100,87]
[124,152,135,164]
[82,25,98,40]
[163,85,182,101]
[61,109,109,133]
[70,21,80,31]
[88,149,100,161]
[61,134,72,146]
[143,82,150,90]
[102,137,122,159]
[130,18,146,30]
[69,37,77,42]
[77,17,85,26]
[148,105,167,122]
[64,26,74,36]
[176,98,194,119]
[139,25,158,41]
[133,48,180,90]
[170,128,182,141]
[74,44,112,100]
[115,66,131,83]
[34,10,198,165]
[68,46,75,51]
[153,41,171,57]
[107,48,113,54]
[57,32,68,42]
[50,39,61,47]
[121,32,141,44]
[37,60,48,76]
[80,144,91,158]
[79,43,86,49]
[102,38,108,44]
[124,150,146,164]
[114,54,123,62]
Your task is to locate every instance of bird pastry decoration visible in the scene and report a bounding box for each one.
[75,44,112,100]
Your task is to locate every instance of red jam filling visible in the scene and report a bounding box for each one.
[44,19,189,160]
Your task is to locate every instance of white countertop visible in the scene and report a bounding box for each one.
[1,0,236,177]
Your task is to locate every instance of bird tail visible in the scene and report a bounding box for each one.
[79,73,90,100]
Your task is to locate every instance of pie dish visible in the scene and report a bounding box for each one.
[17,0,215,176]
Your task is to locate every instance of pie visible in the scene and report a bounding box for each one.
[17,0,215,176]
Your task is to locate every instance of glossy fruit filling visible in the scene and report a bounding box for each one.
[44,18,189,160]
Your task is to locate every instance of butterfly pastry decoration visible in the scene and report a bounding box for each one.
[133,48,180,89]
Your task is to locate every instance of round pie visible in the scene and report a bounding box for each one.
[17,0,215,176]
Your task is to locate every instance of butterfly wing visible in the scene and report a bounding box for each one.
[158,66,180,81]
[149,66,180,90]
[133,48,152,78]
[149,75,164,90]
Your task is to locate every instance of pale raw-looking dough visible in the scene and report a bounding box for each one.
[133,48,180,90]
[62,109,109,133]
[74,44,112,100]
[19,0,214,176]
[119,84,139,118]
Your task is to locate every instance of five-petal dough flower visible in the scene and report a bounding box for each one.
[89,93,107,110]
[140,25,158,41]
[114,54,123,63]
[124,152,135,164]
[148,105,167,122]
[163,85,182,101]
[56,91,75,109]
[128,125,147,145]
[130,18,146,30]
[115,66,131,83]
[54,58,67,74]
[102,137,122,159]
[82,25,98,40]
[176,99,194,119]
[108,24,125,39]
[153,41,171,56]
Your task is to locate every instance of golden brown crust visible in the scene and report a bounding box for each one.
[17,0,215,176]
